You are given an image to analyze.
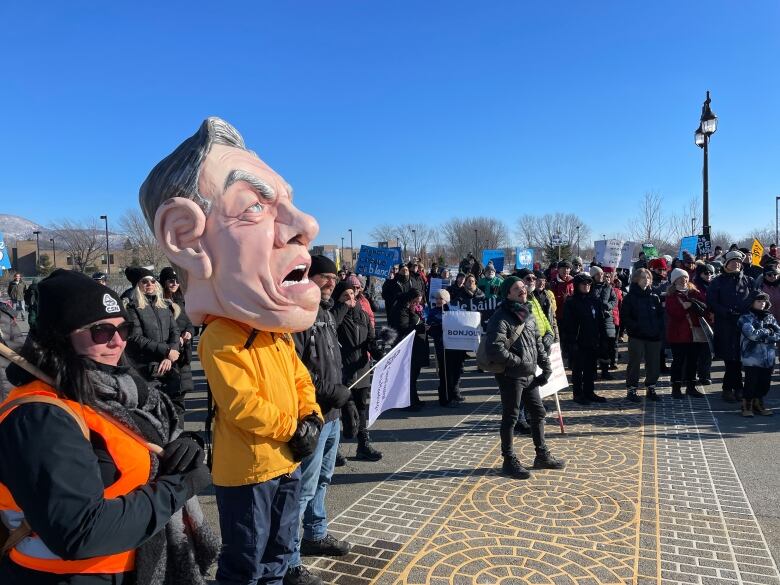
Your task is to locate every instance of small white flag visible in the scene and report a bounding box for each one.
[368,331,416,427]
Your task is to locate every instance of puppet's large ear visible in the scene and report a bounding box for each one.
[154,197,212,280]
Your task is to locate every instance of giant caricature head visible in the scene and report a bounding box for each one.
[139,118,320,332]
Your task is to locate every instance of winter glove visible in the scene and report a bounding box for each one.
[160,437,204,474]
[288,413,324,462]
[331,383,352,409]
[542,332,554,352]
[534,372,551,388]
[180,459,212,498]
[341,400,360,439]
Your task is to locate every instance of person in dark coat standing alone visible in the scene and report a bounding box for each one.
[159,267,196,400]
[707,249,755,403]
[388,289,429,409]
[589,266,617,380]
[561,272,607,405]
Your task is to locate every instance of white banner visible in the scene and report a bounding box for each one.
[443,310,482,351]
[618,241,637,269]
[594,239,624,268]
[535,343,569,398]
[368,331,415,427]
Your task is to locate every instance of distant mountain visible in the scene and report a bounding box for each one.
[0,214,44,241]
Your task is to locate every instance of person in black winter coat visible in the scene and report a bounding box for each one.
[383,265,412,314]
[407,261,427,301]
[426,289,467,407]
[588,266,617,380]
[124,271,183,414]
[449,273,486,308]
[561,272,607,405]
[693,262,716,384]
[160,267,197,400]
[483,276,564,480]
[707,249,755,402]
[388,289,429,409]
[331,280,383,461]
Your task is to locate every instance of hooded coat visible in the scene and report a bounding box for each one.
[738,309,780,368]
[707,271,754,360]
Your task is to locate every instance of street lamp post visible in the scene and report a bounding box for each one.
[49,238,56,267]
[33,231,41,275]
[340,237,344,268]
[348,228,353,268]
[694,91,718,240]
[99,215,110,274]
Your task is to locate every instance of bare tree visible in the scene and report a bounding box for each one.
[440,217,510,263]
[49,219,103,273]
[628,191,669,245]
[667,197,703,243]
[710,230,735,252]
[368,223,399,245]
[515,212,591,259]
[118,209,168,268]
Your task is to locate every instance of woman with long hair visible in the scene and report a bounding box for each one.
[124,269,184,416]
[159,267,196,401]
[0,270,216,585]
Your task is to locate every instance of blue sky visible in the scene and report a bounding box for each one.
[1,1,778,248]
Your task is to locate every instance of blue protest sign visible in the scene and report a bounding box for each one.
[354,245,397,278]
[515,247,534,269]
[482,249,505,272]
[0,234,11,271]
[678,236,698,259]
[390,247,402,266]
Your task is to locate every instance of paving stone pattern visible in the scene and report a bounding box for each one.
[309,382,780,584]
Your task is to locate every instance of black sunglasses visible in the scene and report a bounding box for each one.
[140,278,156,285]
[82,322,132,344]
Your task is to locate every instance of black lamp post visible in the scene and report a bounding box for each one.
[340,237,344,268]
[694,91,718,240]
[99,215,110,274]
[49,238,56,267]
[32,231,41,275]
[348,228,353,268]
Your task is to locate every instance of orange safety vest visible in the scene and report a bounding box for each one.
[0,381,152,574]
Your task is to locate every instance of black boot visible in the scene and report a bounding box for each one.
[588,392,607,403]
[626,387,641,403]
[671,383,683,400]
[514,418,532,435]
[533,448,566,470]
[356,433,383,461]
[284,565,323,585]
[334,449,346,467]
[501,454,531,479]
[685,381,704,398]
[721,388,737,403]
[600,368,613,380]
[645,386,661,401]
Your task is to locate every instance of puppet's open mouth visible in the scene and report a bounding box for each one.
[281,265,309,287]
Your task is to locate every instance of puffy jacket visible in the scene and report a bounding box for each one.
[590,281,617,338]
[382,277,410,313]
[292,299,348,424]
[620,287,664,342]
[484,301,551,379]
[408,273,427,300]
[665,287,707,344]
[739,310,780,368]
[527,295,554,347]
[550,276,573,321]
[707,271,754,360]
[198,318,322,487]
[125,295,180,367]
[333,303,375,390]
[560,292,604,351]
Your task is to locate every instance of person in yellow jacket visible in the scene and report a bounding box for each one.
[140,118,324,585]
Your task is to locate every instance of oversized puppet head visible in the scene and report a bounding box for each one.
[139,118,320,332]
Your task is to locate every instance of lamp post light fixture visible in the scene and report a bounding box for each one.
[694,91,718,240]
[32,231,41,275]
[99,215,110,274]
[49,238,56,267]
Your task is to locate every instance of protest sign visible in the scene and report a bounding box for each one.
[535,343,569,399]
[390,246,402,266]
[515,247,534,270]
[428,277,451,305]
[751,239,764,266]
[482,249,505,272]
[678,236,698,259]
[619,241,637,269]
[696,234,712,257]
[443,310,481,351]
[594,239,624,268]
[449,295,498,325]
[0,235,10,271]
[368,331,415,426]
[354,245,397,278]
[642,244,658,259]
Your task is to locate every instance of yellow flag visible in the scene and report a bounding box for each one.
[751,239,764,266]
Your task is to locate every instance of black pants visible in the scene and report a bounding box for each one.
[496,374,546,457]
[352,386,370,440]
[410,363,423,404]
[723,359,744,392]
[600,336,617,370]
[434,345,466,405]
[571,347,597,399]
[697,346,713,381]
[669,343,700,385]
[743,366,772,399]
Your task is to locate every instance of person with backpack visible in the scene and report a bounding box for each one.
[481,276,565,480]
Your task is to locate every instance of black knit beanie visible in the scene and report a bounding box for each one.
[37,269,129,336]
[309,255,338,277]
[124,266,155,287]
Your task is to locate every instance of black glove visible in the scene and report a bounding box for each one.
[160,437,204,474]
[341,400,359,439]
[534,372,551,388]
[331,384,351,409]
[180,459,212,497]
[288,413,323,462]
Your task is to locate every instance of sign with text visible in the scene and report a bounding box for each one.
[0,234,10,271]
[442,310,482,351]
[354,245,397,278]
[515,247,534,270]
[619,241,637,269]
[642,244,658,259]
[594,239,624,268]
[696,234,712,257]
[535,343,569,398]
[752,239,764,266]
[678,236,698,260]
[482,249,505,273]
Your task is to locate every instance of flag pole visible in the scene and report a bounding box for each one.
[553,392,566,434]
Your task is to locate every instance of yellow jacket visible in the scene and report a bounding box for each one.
[198,317,321,486]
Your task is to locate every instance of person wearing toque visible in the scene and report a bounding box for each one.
[0,269,216,585]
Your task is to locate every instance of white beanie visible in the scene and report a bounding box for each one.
[670,268,688,285]
[437,289,451,303]
[589,265,603,277]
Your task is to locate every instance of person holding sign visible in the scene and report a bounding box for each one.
[483,277,565,480]
[427,289,467,407]
[388,290,429,409]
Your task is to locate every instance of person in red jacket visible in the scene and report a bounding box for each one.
[665,268,707,399]
[604,268,623,369]
[549,260,574,323]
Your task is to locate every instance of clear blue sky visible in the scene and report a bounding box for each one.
[1,2,778,248]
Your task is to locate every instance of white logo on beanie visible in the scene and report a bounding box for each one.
[103,293,120,314]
